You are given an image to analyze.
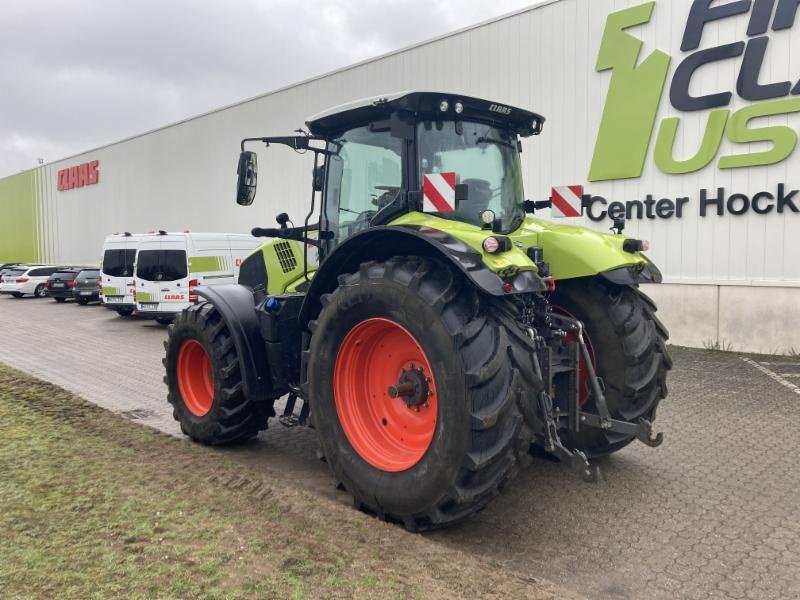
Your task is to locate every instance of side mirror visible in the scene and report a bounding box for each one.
[236,151,258,206]
[312,165,325,192]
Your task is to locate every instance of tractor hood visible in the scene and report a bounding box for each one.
[390,212,660,284]
[511,217,661,282]
[306,91,545,138]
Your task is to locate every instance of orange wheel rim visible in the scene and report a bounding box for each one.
[553,306,596,407]
[333,318,438,472]
[177,339,215,416]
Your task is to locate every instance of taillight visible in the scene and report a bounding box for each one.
[45,280,51,288]
[67,280,76,288]
[188,279,199,303]
[16,277,29,283]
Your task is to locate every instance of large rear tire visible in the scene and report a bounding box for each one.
[164,302,271,445]
[551,278,671,457]
[307,257,541,531]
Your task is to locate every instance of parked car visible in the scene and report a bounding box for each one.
[73,268,101,304]
[46,267,95,302]
[0,263,35,283]
[0,265,58,298]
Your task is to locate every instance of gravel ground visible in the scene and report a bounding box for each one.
[1,294,798,600]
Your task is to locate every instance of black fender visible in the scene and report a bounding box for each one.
[299,224,546,328]
[195,285,271,403]
[600,259,663,286]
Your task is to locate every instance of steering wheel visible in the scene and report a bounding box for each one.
[347,210,377,237]
[371,186,400,209]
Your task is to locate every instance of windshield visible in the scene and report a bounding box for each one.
[102,249,136,277]
[136,250,187,282]
[77,270,99,279]
[417,121,525,232]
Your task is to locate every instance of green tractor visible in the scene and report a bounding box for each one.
[164,92,671,531]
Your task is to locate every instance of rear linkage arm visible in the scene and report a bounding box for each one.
[526,327,599,483]
[551,314,664,449]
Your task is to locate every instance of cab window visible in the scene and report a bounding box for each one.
[324,126,402,248]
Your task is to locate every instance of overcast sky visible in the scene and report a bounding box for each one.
[0,0,535,178]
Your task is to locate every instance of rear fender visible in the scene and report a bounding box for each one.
[195,285,271,403]
[298,225,547,328]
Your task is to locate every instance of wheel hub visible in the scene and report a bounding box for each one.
[333,318,438,472]
[387,365,430,410]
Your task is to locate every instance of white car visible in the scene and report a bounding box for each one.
[0,265,59,298]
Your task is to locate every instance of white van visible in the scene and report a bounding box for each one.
[100,233,147,316]
[133,232,262,323]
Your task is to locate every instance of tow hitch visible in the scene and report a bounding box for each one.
[565,318,664,449]
[528,316,664,483]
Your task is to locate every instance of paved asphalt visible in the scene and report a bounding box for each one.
[1,294,798,600]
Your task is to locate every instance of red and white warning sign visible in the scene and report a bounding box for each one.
[551,185,584,218]
[423,172,457,213]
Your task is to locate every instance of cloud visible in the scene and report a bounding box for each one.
[0,0,533,177]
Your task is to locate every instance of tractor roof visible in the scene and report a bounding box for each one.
[306,91,545,139]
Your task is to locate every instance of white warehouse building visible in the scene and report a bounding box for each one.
[1,0,799,354]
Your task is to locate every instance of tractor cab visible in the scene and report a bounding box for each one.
[237,91,544,262]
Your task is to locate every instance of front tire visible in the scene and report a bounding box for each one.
[34,284,46,298]
[164,303,271,445]
[551,278,672,457]
[308,257,541,531]
[116,307,134,317]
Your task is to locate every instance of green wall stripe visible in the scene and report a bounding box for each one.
[0,170,41,263]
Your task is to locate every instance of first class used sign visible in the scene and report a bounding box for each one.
[57,160,99,191]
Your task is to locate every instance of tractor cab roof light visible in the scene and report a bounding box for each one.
[454,101,464,114]
[439,99,449,112]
